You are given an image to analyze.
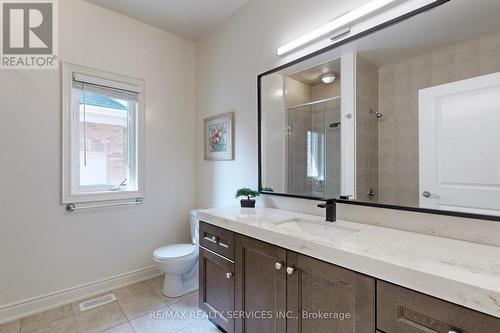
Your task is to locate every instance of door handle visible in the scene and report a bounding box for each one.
[422,191,438,198]
[203,234,217,243]
[218,241,229,249]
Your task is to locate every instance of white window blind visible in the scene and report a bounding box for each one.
[72,73,140,102]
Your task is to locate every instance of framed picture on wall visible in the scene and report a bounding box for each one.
[204,112,234,161]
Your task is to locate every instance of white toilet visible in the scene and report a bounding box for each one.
[153,210,199,297]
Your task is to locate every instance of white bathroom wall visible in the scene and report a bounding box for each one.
[0,0,196,322]
[195,0,369,209]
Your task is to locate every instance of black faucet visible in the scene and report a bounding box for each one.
[317,199,336,222]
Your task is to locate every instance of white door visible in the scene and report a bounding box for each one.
[419,72,500,216]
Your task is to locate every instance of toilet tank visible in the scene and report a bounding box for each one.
[190,210,199,245]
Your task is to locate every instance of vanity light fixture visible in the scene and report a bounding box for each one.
[276,0,398,56]
[321,73,336,84]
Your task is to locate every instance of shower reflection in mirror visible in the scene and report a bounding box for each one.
[261,59,342,198]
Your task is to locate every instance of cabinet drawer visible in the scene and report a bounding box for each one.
[199,221,235,260]
[377,281,500,333]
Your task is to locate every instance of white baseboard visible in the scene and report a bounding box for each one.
[0,265,161,325]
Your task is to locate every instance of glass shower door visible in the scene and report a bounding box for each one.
[286,98,341,198]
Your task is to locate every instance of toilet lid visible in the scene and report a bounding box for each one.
[153,244,196,260]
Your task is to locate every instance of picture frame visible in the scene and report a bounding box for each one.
[204,112,234,161]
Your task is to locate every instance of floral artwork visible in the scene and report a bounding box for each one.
[204,112,234,160]
[208,123,227,153]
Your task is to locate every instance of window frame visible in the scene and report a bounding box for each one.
[62,62,145,204]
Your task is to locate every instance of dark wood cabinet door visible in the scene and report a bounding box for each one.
[235,235,287,333]
[286,252,375,333]
[199,247,235,333]
[377,281,500,333]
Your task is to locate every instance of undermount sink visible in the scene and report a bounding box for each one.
[273,218,360,242]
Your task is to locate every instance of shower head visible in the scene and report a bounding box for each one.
[369,109,383,119]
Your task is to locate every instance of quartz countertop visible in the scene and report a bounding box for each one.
[197,207,500,319]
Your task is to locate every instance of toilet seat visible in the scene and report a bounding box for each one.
[153,244,197,262]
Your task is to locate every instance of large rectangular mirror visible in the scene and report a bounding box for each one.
[259,0,500,219]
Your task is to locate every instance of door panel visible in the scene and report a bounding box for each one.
[419,71,500,215]
[287,252,375,333]
[235,235,287,333]
[199,247,235,333]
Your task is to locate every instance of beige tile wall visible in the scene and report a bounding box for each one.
[377,31,500,206]
[285,77,312,107]
[324,99,342,198]
[356,55,379,202]
[311,80,341,101]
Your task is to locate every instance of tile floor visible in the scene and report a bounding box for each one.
[0,275,222,333]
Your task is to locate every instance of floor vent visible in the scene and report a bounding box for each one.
[79,293,116,312]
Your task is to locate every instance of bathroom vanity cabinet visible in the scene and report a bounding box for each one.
[199,221,500,333]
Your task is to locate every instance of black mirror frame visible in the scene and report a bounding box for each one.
[257,0,500,222]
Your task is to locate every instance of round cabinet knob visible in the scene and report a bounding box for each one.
[226,272,233,279]
[275,262,283,270]
[448,330,459,333]
[286,266,295,275]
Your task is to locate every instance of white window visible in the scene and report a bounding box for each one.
[62,63,145,203]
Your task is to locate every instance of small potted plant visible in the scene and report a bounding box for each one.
[235,188,259,208]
